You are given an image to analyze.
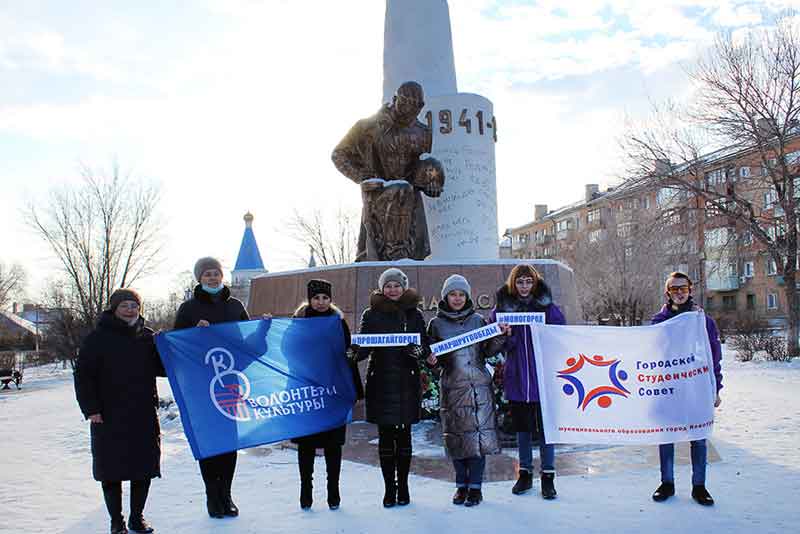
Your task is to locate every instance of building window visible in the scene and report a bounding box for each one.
[746,294,756,310]
[739,166,751,178]
[588,229,602,243]
[767,293,778,310]
[743,261,754,277]
[587,209,601,223]
[556,219,571,232]
[767,259,777,275]
[643,197,651,210]
[706,297,714,309]
[742,231,752,246]
[722,295,736,310]
[706,168,725,185]
[764,189,777,208]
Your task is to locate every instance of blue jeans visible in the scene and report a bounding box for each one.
[518,432,555,474]
[659,440,707,486]
[453,456,486,489]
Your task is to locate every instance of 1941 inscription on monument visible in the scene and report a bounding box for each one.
[422,93,499,259]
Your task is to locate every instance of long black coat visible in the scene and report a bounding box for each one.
[173,285,249,330]
[355,290,428,426]
[74,311,165,482]
[290,303,359,448]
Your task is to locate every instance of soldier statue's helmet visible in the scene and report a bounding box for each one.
[412,157,445,198]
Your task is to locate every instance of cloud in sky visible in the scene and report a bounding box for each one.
[0,0,795,300]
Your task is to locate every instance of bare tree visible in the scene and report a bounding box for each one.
[287,208,359,266]
[623,19,800,355]
[0,261,26,310]
[27,163,164,363]
[570,208,671,325]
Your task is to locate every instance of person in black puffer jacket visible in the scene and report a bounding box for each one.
[352,267,429,508]
[291,279,362,512]
[74,289,165,534]
[173,257,249,520]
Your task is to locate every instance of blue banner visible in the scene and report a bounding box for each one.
[155,316,356,459]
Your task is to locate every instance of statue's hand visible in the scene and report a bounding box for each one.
[361,178,385,192]
[424,181,443,198]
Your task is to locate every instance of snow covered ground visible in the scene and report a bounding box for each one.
[2,348,799,534]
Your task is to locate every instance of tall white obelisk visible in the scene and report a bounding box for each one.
[383,0,499,260]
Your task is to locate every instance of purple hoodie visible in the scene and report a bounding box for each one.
[490,282,566,403]
[651,304,723,393]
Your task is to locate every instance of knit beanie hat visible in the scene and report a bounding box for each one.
[378,267,409,291]
[194,256,223,282]
[441,274,471,300]
[108,288,142,312]
[307,279,332,301]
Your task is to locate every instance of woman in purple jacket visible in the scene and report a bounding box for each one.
[650,272,723,506]
[491,264,565,499]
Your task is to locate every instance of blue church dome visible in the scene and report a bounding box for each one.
[234,212,265,271]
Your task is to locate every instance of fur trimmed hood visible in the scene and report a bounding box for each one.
[369,288,421,313]
[495,280,553,312]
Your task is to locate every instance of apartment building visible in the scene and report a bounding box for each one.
[505,138,800,332]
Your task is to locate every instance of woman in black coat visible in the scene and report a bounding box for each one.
[74,289,164,534]
[291,279,362,511]
[173,257,249,519]
[353,268,429,508]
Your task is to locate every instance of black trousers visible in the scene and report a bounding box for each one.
[377,425,412,488]
[199,451,237,493]
[101,479,151,522]
[298,445,343,487]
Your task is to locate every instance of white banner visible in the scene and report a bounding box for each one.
[495,312,545,325]
[351,333,421,347]
[530,312,717,445]
[430,323,502,356]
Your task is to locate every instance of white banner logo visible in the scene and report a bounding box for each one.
[205,347,252,422]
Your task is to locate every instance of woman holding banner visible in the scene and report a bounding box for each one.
[650,272,723,506]
[353,267,429,508]
[426,275,510,507]
[74,289,164,534]
[291,279,362,511]
[491,264,565,499]
[173,257,249,519]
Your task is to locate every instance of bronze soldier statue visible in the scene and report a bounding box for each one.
[332,81,445,261]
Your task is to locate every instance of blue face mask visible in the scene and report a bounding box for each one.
[202,284,223,295]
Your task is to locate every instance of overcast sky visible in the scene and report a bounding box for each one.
[2,0,798,301]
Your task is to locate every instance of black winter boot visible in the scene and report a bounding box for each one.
[452,487,467,505]
[395,452,412,506]
[221,476,239,517]
[298,446,315,510]
[652,481,675,502]
[102,482,126,533]
[300,480,313,510]
[379,455,397,508]
[205,479,225,518]
[127,516,153,533]
[512,470,533,495]
[691,485,714,506]
[128,480,153,532]
[464,488,483,507]
[325,446,342,510]
[541,473,557,500]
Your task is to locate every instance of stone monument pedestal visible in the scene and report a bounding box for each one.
[249,259,577,421]
[248,259,578,327]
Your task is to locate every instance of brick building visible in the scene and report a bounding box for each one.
[505,138,800,333]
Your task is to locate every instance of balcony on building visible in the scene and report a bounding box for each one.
[706,274,740,291]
